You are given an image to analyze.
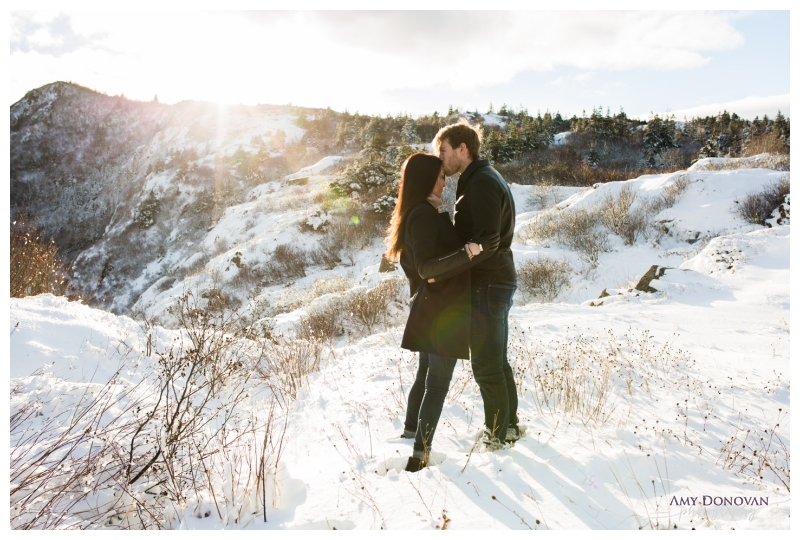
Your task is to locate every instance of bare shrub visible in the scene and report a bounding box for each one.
[598,186,652,246]
[155,276,176,293]
[255,334,323,405]
[599,185,638,241]
[517,206,610,267]
[263,244,309,283]
[526,182,571,210]
[516,211,561,246]
[229,260,267,290]
[180,252,209,278]
[307,275,353,299]
[657,148,684,169]
[200,284,242,313]
[516,257,572,302]
[309,212,385,268]
[10,213,71,297]
[736,176,790,225]
[296,299,344,345]
[718,409,790,492]
[256,187,317,214]
[309,235,343,269]
[237,297,277,339]
[558,207,611,266]
[659,174,691,209]
[10,289,288,529]
[210,236,229,257]
[328,212,385,251]
[344,278,403,334]
[570,163,663,187]
[10,365,145,529]
[509,327,691,424]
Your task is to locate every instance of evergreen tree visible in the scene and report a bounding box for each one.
[643,114,679,166]
[505,123,523,158]
[361,117,387,155]
[697,127,720,161]
[400,118,421,144]
[394,140,416,169]
[335,120,352,148]
[136,190,160,229]
[483,129,503,163]
[774,110,790,144]
[587,146,601,167]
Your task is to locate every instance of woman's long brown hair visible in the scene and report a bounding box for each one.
[384,153,443,261]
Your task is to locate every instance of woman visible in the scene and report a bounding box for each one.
[385,153,498,472]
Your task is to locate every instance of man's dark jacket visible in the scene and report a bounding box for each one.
[400,202,474,359]
[453,159,517,284]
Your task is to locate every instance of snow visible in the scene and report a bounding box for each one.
[553,131,571,145]
[9,159,790,530]
[688,153,784,172]
[481,113,507,127]
[285,156,345,180]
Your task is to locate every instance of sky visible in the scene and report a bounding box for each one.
[8,9,791,120]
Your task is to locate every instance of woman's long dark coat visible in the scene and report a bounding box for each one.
[399,202,474,359]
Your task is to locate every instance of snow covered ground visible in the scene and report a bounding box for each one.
[9,159,790,530]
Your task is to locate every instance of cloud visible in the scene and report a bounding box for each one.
[293,11,744,91]
[644,94,790,120]
[11,12,109,57]
[9,10,753,114]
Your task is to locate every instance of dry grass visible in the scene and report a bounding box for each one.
[509,327,689,426]
[692,153,789,172]
[269,276,355,317]
[518,174,698,259]
[255,187,321,214]
[657,174,692,210]
[307,275,353,298]
[10,288,289,529]
[741,133,790,158]
[718,409,790,492]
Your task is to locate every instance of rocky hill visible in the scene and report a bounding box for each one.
[11,82,325,311]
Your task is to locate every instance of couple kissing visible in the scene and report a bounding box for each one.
[384,119,519,472]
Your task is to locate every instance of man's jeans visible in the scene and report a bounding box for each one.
[470,282,518,442]
[404,352,457,457]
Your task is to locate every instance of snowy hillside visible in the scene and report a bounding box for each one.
[10,82,326,312]
[10,158,790,530]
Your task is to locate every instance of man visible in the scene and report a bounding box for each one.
[432,119,520,450]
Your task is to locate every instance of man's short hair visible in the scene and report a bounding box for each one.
[433,118,482,160]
